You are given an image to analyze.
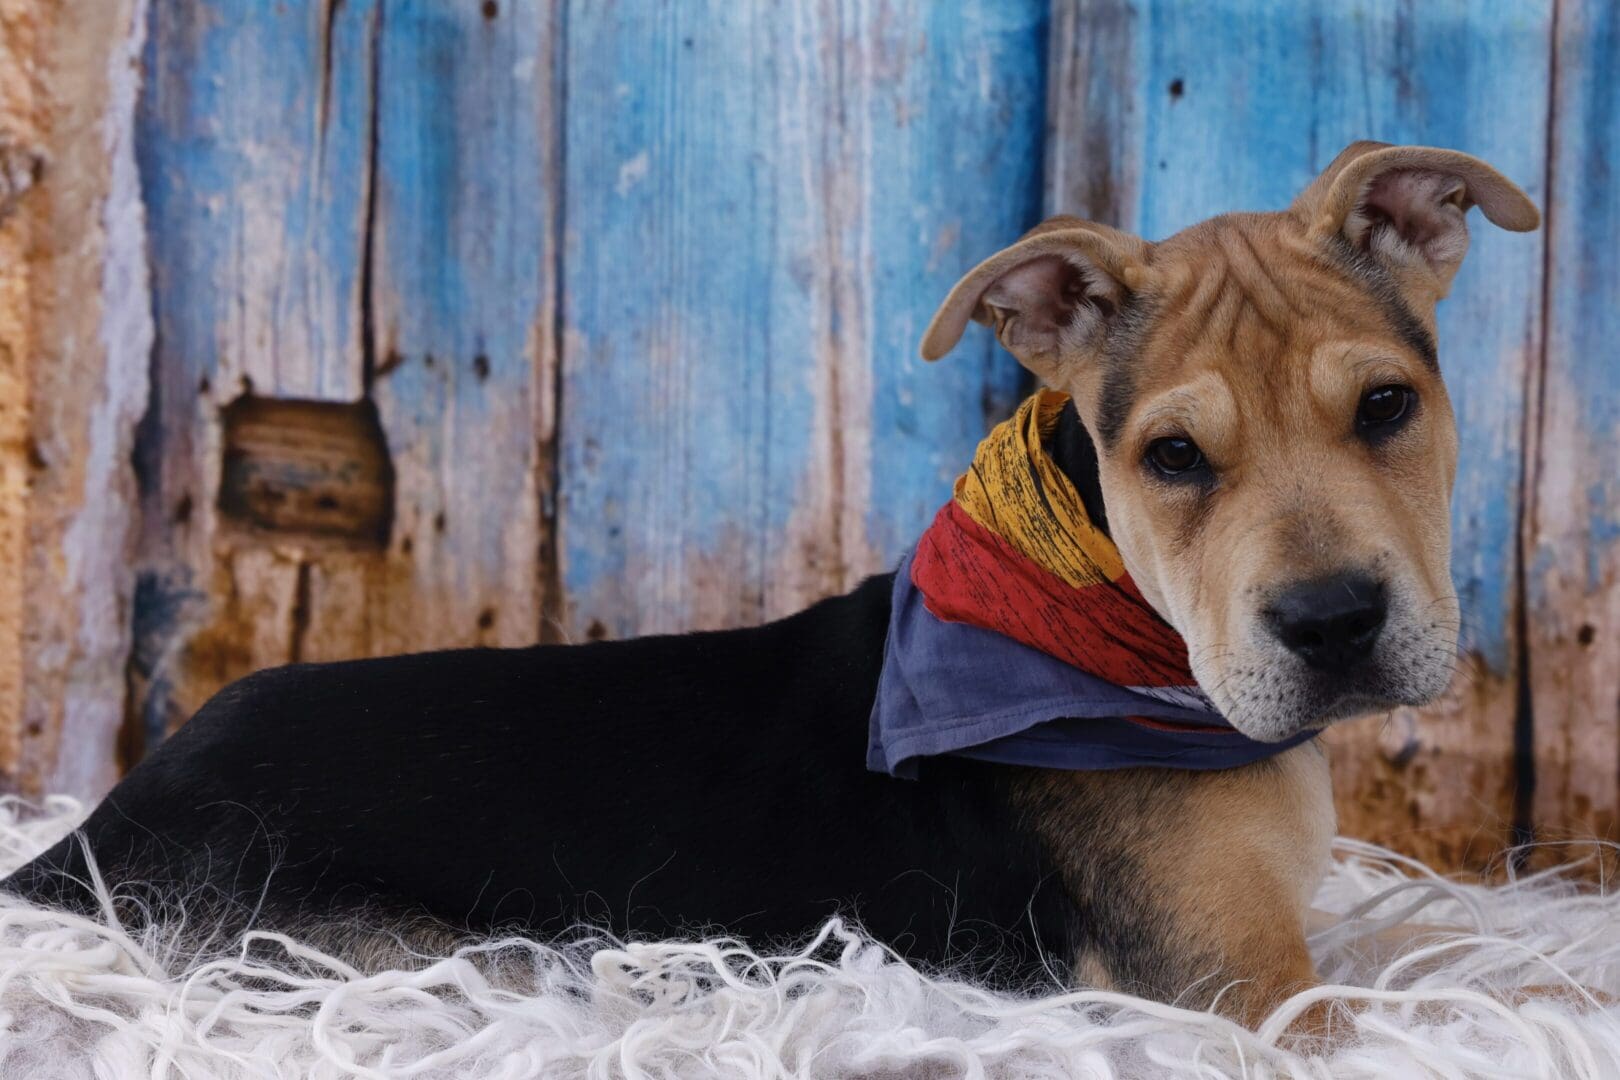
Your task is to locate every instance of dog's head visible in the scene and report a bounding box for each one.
[923,143,1539,741]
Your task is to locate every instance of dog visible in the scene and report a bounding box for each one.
[6,142,1539,1028]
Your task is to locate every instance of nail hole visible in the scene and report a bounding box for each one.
[481,0,498,17]
[477,608,495,630]
[1169,78,1185,99]
[472,354,490,381]
[1577,623,1596,647]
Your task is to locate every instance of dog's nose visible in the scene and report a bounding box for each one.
[1265,574,1387,673]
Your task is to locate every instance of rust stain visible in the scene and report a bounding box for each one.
[1327,654,1518,874]
[217,395,395,548]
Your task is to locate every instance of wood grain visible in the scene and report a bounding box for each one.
[0,0,152,797]
[557,0,1045,641]
[1046,0,1553,868]
[138,0,373,403]
[359,0,557,655]
[131,0,559,744]
[132,0,380,740]
[1525,0,1620,853]
[218,397,393,546]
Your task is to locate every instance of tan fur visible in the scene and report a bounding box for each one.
[1147,740,1335,1022]
[1090,211,1464,740]
[928,144,1543,1029]
[1015,743,1333,1026]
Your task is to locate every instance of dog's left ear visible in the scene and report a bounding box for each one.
[1294,141,1540,305]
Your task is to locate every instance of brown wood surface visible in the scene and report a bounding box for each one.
[1525,0,1620,863]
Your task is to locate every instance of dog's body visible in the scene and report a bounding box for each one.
[7,142,1539,1026]
[8,571,1331,1014]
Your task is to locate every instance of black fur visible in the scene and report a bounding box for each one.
[1049,399,1109,537]
[6,573,1078,986]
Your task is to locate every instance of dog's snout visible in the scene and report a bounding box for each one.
[1264,574,1387,673]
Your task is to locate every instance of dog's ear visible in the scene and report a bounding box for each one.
[920,217,1149,382]
[1294,141,1539,304]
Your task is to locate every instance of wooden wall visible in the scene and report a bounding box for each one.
[129,0,1047,730]
[3,0,1617,873]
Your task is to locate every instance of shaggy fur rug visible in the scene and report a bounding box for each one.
[0,798,1616,1078]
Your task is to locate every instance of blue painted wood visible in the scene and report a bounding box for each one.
[132,0,379,735]
[138,0,374,403]
[1046,0,1552,865]
[1527,0,1620,840]
[360,0,556,650]
[558,0,1046,639]
[861,4,1049,561]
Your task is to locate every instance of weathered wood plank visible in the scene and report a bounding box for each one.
[133,0,559,741]
[138,1,372,403]
[361,0,556,654]
[558,0,1045,640]
[0,0,152,799]
[132,0,378,737]
[1526,0,1620,850]
[1047,0,1551,868]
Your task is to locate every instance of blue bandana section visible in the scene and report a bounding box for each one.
[867,551,1318,779]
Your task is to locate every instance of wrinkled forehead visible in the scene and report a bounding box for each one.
[1093,213,1439,448]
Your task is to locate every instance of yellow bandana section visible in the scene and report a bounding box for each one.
[953,390,1125,589]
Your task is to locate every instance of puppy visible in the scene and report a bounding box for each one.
[6,142,1537,1027]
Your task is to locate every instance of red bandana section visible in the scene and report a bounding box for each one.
[908,390,1201,698]
[912,501,1196,690]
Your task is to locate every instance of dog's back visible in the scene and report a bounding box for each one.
[7,574,1073,984]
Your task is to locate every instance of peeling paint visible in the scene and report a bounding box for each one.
[614,150,648,196]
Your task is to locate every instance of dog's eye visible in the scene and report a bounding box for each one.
[1145,437,1205,476]
[1358,385,1414,428]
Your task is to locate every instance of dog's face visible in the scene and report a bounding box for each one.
[924,143,1539,741]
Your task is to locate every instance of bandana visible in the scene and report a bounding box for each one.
[867,390,1316,778]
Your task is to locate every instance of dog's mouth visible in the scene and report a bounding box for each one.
[1199,632,1457,743]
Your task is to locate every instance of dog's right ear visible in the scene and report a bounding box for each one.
[920,218,1149,383]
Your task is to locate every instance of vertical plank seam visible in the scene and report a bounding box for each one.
[820,5,849,597]
[1513,0,1563,855]
[317,0,340,148]
[288,558,312,663]
[358,0,383,392]
[539,0,568,642]
[1039,0,1067,216]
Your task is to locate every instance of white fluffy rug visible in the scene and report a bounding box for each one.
[0,798,1617,1078]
